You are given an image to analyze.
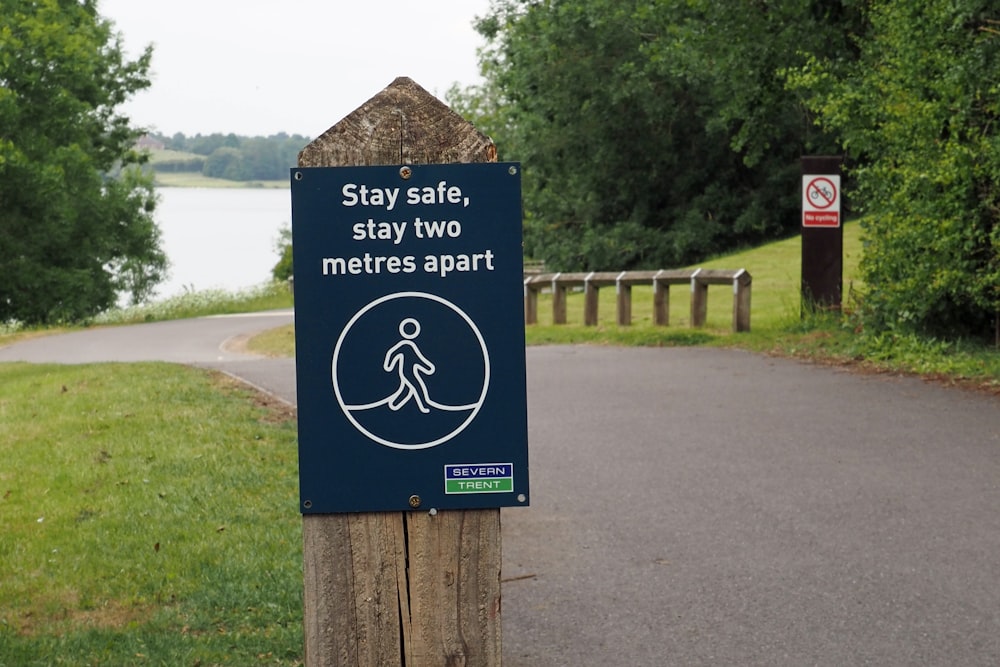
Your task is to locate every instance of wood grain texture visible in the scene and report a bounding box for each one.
[298,77,497,168]
[299,76,502,667]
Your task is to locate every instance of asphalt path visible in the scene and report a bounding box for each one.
[2,315,999,666]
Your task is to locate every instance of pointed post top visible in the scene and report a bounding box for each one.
[298,77,496,168]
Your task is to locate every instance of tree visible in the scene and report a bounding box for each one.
[793,0,1000,339]
[271,224,293,282]
[0,0,165,324]
[462,0,862,270]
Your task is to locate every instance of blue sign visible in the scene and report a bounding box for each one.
[290,163,529,513]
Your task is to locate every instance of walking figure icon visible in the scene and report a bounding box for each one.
[332,292,490,450]
[385,318,435,414]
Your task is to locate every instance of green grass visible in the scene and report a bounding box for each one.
[0,363,302,665]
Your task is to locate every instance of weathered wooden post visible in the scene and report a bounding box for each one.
[583,274,599,326]
[524,277,539,325]
[552,273,568,324]
[616,272,631,326]
[653,270,670,326]
[293,77,529,667]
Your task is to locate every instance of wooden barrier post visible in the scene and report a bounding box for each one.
[690,268,709,327]
[733,269,752,333]
[690,268,753,332]
[524,277,538,325]
[653,270,670,326]
[297,77,502,667]
[552,273,568,324]
[615,272,631,326]
[583,272,599,325]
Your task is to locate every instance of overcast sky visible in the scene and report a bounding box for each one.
[99,0,493,139]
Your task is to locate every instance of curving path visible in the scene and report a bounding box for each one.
[2,315,1000,666]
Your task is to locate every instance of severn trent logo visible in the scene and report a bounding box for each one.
[445,464,514,494]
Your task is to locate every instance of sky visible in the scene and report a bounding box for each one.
[99,0,494,139]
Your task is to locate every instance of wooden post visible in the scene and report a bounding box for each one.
[653,272,669,326]
[297,77,502,667]
[583,272,599,326]
[615,272,631,326]
[690,269,708,327]
[523,277,538,325]
[801,156,844,311]
[552,273,568,324]
[733,269,752,333]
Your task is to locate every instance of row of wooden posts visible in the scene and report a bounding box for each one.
[523,267,753,332]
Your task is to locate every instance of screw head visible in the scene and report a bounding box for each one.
[399,166,413,180]
[408,495,421,508]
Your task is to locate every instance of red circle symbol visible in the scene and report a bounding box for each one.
[806,177,837,209]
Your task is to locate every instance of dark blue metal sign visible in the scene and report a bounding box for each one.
[290,163,529,513]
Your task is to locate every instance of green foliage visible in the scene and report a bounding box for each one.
[271,224,293,282]
[789,0,1000,340]
[0,0,166,324]
[461,0,861,271]
[153,131,309,182]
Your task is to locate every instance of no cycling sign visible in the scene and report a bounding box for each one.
[290,163,530,513]
[802,174,841,228]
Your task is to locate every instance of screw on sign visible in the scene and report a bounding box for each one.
[802,174,841,228]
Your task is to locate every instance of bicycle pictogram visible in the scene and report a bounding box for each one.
[805,177,838,209]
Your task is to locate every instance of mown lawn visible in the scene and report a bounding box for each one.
[0,363,303,665]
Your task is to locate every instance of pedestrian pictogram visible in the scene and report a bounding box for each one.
[802,174,841,227]
[332,292,489,450]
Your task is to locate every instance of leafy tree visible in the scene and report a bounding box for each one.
[203,146,248,180]
[0,0,165,323]
[792,0,1000,339]
[462,0,862,270]
[155,132,310,181]
[271,224,293,282]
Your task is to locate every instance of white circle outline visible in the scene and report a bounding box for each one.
[331,291,490,450]
[806,176,838,209]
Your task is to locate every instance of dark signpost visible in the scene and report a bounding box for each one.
[801,155,844,310]
[291,162,529,513]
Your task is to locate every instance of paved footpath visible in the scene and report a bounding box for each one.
[3,315,1000,666]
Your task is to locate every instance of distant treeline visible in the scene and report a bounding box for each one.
[147,132,311,181]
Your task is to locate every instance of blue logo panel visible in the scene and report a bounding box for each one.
[290,163,529,513]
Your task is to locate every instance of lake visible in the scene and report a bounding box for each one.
[152,187,291,299]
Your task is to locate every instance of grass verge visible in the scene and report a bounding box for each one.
[0,362,302,665]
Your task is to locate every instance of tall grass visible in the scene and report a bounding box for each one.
[95,282,293,326]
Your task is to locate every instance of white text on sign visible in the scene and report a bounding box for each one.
[323,179,497,279]
[341,181,471,211]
